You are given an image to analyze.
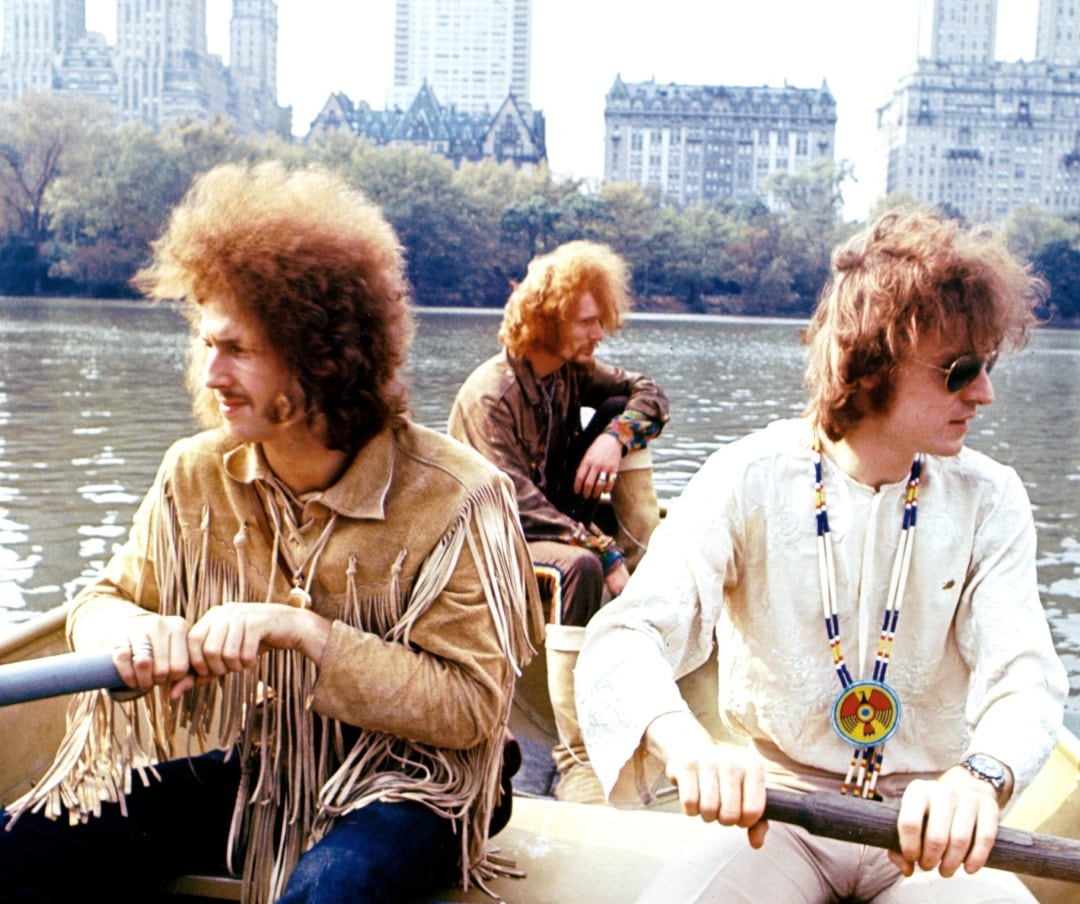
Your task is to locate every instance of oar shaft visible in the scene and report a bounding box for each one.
[765,788,1080,883]
[0,651,124,706]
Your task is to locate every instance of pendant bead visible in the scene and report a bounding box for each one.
[286,585,312,609]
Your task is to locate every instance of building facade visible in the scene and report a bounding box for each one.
[603,76,837,208]
[916,0,997,66]
[2,0,87,99]
[878,0,1080,221]
[310,81,546,172]
[0,0,286,136]
[228,0,283,134]
[391,0,531,115]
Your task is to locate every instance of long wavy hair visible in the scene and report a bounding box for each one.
[134,161,414,453]
[804,207,1046,441]
[498,240,632,357]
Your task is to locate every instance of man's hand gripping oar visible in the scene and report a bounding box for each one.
[646,711,1079,885]
[762,786,1080,884]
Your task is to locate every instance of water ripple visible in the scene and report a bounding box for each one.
[1,301,1077,725]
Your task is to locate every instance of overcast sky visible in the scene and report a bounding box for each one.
[14,1,1041,219]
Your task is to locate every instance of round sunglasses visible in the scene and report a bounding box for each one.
[915,350,999,393]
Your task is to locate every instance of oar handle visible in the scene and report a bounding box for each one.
[0,651,126,706]
[765,788,1080,883]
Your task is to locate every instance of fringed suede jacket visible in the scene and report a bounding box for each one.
[10,423,542,902]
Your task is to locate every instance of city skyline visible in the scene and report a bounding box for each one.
[4,0,1038,219]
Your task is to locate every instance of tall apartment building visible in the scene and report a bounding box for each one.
[878,0,1080,221]
[0,0,285,135]
[2,0,90,98]
[391,0,531,115]
[1036,0,1080,66]
[116,0,220,125]
[228,0,281,134]
[916,0,997,66]
[603,77,837,208]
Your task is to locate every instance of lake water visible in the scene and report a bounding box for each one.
[2,298,1078,728]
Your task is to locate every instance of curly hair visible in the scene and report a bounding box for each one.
[498,240,632,356]
[134,161,414,453]
[804,207,1046,441]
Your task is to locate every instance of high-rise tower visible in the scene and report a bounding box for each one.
[917,0,997,66]
[1,0,87,98]
[0,0,281,136]
[230,0,281,133]
[115,0,226,126]
[878,0,1080,221]
[1036,0,1080,66]
[392,0,531,114]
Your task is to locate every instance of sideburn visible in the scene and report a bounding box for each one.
[269,392,296,425]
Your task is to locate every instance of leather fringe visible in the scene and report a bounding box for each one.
[8,476,537,903]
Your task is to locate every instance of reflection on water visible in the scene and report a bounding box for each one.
[2,300,1078,725]
[0,298,194,608]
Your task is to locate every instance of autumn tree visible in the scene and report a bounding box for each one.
[47,118,257,294]
[0,95,108,293]
[342,142,486,304]
[1002,205,1080,264]
[764,159,855,314]
[453,158,535,303]
[49,125,180,293]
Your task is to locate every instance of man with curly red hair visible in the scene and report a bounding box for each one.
[0,161,541,903]
[449,240,669,803]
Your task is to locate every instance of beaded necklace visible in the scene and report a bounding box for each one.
[813,438,922,799]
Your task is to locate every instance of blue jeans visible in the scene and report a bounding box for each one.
[0,749,460,902]
[280,800,460,903]
[0,749,239,902]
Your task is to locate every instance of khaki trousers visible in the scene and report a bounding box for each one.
[633,822,1035,903]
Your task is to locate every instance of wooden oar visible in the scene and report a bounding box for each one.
[765,787,1080,883]
[0,650,124,706]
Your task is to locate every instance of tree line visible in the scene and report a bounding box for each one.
[1,95,1077,324]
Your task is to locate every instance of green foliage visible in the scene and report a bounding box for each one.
[0,96,1075,323]
[0,95,109,292]
[1000,207,1080,325]
[1032,241,1080,322]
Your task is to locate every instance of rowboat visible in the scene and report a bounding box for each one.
[2,605,1077,903]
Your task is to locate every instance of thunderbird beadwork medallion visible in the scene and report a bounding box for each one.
[831,679,901,748]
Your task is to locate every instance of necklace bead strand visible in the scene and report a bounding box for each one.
[813,439,922,798]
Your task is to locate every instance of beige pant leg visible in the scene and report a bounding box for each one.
[631,821,836,904]
[871,868,1039,904]
[633,818,1033,904]
[547,623,606,804]
[611,447,661,573]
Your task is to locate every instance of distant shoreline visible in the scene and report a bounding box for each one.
[2,294,1077,329]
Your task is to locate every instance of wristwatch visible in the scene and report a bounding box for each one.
[959,753,1009,800]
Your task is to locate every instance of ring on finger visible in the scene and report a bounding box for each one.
[131,639,154,659]
[599,472,608,482]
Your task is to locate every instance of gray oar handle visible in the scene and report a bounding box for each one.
[0,651,126,706]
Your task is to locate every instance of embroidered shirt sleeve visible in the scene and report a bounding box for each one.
[604,408,663,451]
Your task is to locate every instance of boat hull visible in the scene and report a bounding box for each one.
[2,607,1076,903]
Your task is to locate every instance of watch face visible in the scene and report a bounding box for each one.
[966,754,1006,786]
